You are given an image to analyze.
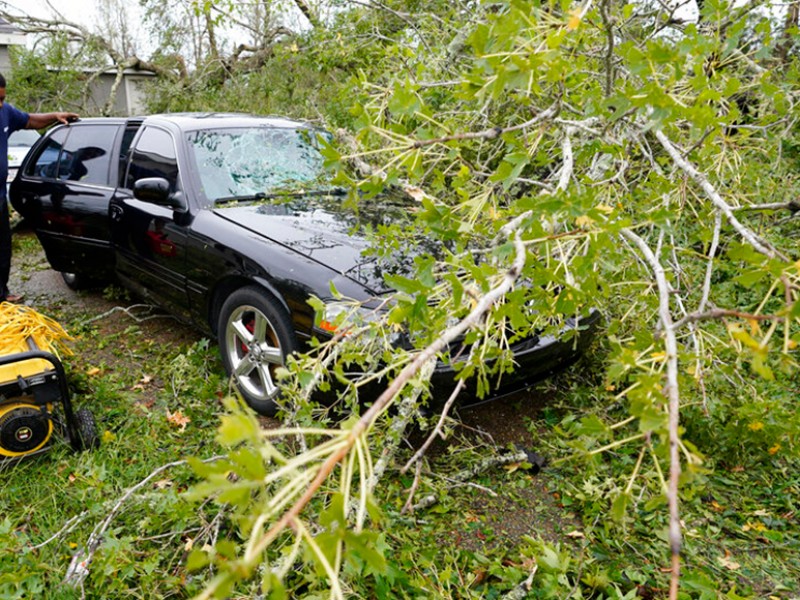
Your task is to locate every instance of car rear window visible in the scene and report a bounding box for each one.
[58,125,118,186]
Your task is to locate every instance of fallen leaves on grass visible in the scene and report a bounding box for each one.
[166,409,191,432]
[131,374,154,391]
[717,552,741,571]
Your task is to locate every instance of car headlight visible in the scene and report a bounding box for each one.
[317,301,383,335]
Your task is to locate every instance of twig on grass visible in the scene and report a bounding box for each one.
[30,511,89,550]
[79,304,178,326]
[401,377,465,474]
[410,449,529,512]
[502,565,539,599]
[63,455,224,588]
[401,461,423,514]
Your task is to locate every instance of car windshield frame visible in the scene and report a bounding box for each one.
[184,125,333,207]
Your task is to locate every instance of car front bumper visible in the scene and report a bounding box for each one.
[310,308,602,407]
[428,309,603,404]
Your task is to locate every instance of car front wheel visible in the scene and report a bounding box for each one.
[60,272,91,290]
[217,286,297,416]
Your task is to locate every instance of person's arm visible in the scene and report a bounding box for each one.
[26,112,80,129]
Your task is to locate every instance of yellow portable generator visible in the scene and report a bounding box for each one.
[0,303,98,461]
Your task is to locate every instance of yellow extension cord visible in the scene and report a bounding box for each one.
[0,302,74,382]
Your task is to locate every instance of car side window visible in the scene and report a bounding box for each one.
[58,125,117,186]
[26,128,69,178]
[127,127,179,192]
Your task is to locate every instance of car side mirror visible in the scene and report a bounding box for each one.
[133,177,187,211]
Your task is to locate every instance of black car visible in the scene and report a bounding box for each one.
[10,113,600,415]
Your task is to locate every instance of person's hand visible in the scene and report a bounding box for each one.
[56,112,80,124]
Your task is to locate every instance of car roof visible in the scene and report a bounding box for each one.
[51,113,317,132]
[143,112,316,131]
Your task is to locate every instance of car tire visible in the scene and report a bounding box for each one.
[217,286,297,416]
[61,272,95,291]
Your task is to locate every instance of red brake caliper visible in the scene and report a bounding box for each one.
[239,316,255,354]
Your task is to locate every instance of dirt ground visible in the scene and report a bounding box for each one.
[8,223,580,550]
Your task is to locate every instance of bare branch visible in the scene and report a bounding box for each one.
[620,228,682,600]
[64,456,225,588]
[698,212,722,314]
[411,449,529,512]
[401,377,465,473]
[672,307,788,331]
[409,102,561,149]
[654,129,789,262]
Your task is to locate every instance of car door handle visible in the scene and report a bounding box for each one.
[110,204,124,222]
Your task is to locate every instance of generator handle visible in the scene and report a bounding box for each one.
[0,350,82,451]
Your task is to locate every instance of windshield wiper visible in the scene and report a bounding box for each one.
[214,187,347,204]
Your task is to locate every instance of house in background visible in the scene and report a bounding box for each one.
[0,17,26,72]
[0,17,155,116]
[79,67,155,116]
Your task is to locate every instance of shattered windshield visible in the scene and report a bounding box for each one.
[186,127,329,204]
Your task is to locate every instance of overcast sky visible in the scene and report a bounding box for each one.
[4,0,132,26]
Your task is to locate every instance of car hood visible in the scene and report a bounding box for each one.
[7,147,30,167]
[212,193,421,294]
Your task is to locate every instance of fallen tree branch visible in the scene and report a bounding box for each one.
[30,511,88,551]
[409,102,561,149]
[699,212,722,314]
[401,461,423,514]
[79,304,177,326]
[198,228,530,599]
[671,307,787,331]
[64,455,224,588]
[363,361,434,495]
[401,377,465,474]
[621,228,682,600]
[410,448,529,512]
[654,129,788,262]
[734,200,800,213]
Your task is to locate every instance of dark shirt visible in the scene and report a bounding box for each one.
[0,103,30,200]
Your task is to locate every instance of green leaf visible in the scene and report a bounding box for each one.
[384,274,424,295]
[217,485,251,505]
[682,570,718,600]
[388,81,421,116]
[216,413,260,447]
[638,406,667,433]
[575,414,609,437]
[537,545,569,573]
[230,447,266,481]
[344,530,387,574]
[750,352,774,380]
[320,493,346,530]
[611,491,630,522]
[733,270,766,288]
[186,548,210,572]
